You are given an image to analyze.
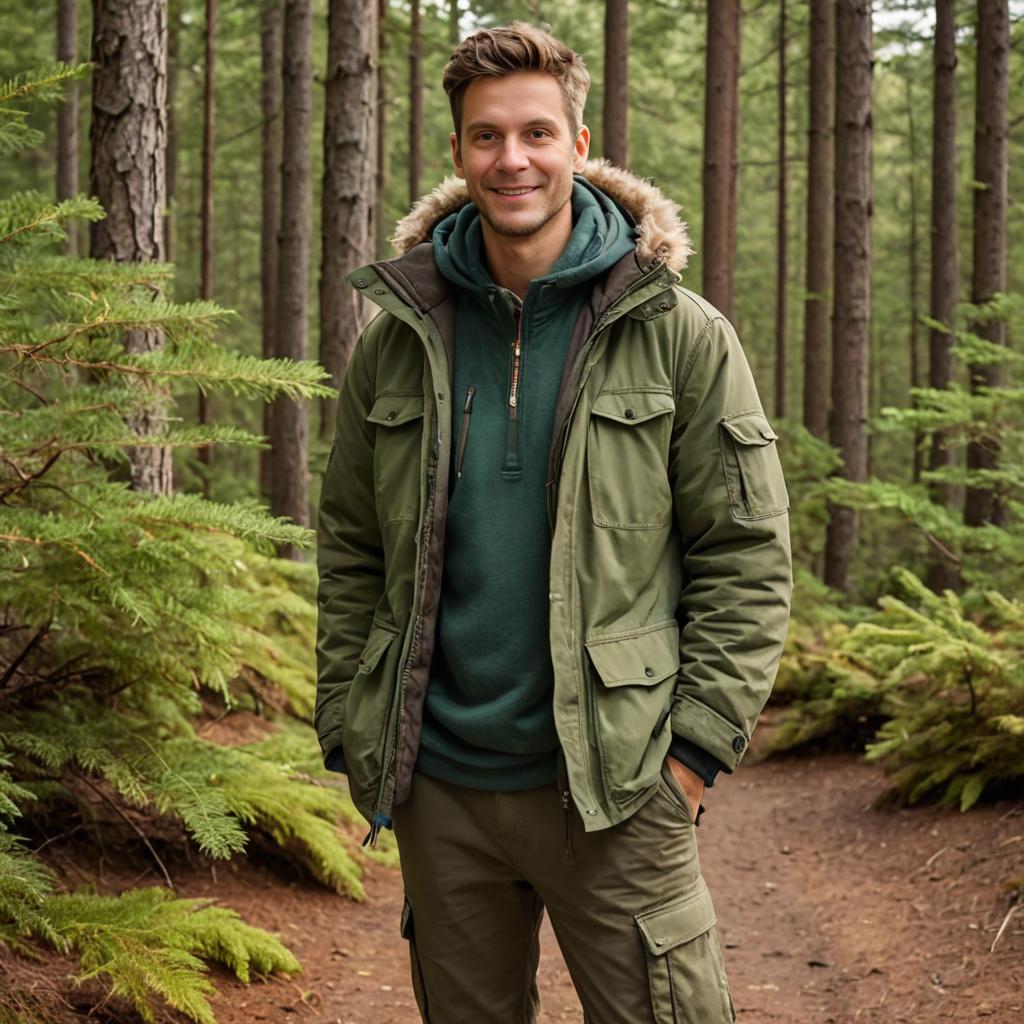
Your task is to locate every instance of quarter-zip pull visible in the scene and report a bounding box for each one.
[455,384,476,480]
[509,306,522,416]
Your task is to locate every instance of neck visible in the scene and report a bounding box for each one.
[481,203,573,299]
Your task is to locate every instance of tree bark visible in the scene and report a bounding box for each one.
[259,0,283,499]
[375,0,389,258]
[603,0,629,169]
[270,0,313,557]
[702,0,740,319]
[56,0,78,255]
[906,74,922,484]
[197,0,216,491]
[449,0,460,46]
[90,0,172,496]
[165,3,179,264]
[964,0,1009,528]
[773,0,787,420]
[408,0,423,205]
[824,0,872,595]
[925,0,961,592]
[320,0,378,438]
[802,0,834,441]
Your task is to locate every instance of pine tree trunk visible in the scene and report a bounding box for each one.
[259,0,283,500]
[90,0,172,496]
[925,0,961,593]
[964,0,1009,528]
[375,0,389,258]
[702,0,740,319]
[823,0,872,595]
[906,75,922,485]
[270,0,313,558]
[449,0,459,46]
[320,0,377,438]
[197,0,216,493]
[409,0,423,205]
[56,0,78,256]
[773,0,787,420]
[165,3,179,264]
[802,0,833,441]
[603,0,629,169]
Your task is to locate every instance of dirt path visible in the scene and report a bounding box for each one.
[190,753,1023,1024]
[8,753,1021,1023]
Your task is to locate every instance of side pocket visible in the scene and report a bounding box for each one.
[400,898,431,1021]
[635,881,736,1024]
[718,410,789,521]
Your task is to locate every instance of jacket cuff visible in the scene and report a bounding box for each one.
[668,734,727,787]
[324,745,348,774]
[670,692,751,771]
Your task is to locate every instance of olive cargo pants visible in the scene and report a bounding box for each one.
[392,764,736,1023]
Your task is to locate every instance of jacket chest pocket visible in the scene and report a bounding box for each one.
[366,393,424,525]
[586,390,675,530]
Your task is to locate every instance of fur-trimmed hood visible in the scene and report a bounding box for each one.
[389,159,692,274]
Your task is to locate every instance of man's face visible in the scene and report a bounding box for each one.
[450,71,589,240]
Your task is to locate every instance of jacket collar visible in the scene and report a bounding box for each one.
[389,159,692,274]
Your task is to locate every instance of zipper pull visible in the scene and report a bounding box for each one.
[455,384,476,480]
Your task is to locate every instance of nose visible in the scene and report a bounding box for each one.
[495,135,530,174]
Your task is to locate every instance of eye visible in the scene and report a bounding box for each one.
[527,129,549,140]
[476,131,498,143]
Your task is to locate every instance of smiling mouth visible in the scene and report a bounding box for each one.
[491,186,539,196]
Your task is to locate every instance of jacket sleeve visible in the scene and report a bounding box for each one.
[314,331,384,774]
[667,314,793,774]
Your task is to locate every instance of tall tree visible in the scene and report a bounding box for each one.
[964,0,1009,528]
[702,0,740,319]
[926,0,961,592]
[824,0,872,594]
[197,0,217,492]
[260,0,283,498]
[56,0,78,255]
[802,0,834,440]
[773,0,787,419]
[449,0,460,46]
[603,0,629,168]
[269,0,313,557]
[409,0,423,205]
[375,0,389,258]
[165,3,179,263]
[320,0,377,438]
[90,0,171,495]
[905,74,922,483]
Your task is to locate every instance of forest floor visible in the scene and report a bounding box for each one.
[4,742,1024,1024]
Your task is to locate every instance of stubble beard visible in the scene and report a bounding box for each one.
[478,184,572,239]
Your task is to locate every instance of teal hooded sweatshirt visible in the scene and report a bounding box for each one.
[416,178,635,791]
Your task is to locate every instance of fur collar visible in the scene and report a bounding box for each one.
[389,159,691,273]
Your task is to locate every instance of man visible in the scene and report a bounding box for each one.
[316,22,791,1024]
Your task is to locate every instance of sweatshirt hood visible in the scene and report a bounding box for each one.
[431,176,636,295]
[390,159,692,274]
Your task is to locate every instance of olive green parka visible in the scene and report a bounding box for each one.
[315,160,792,840]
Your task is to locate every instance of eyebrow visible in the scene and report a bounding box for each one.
[464,116,562,134]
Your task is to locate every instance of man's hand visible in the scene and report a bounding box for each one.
[666,754,704,822]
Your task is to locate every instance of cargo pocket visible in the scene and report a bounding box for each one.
[585,619,680,802]
[587,389,675,529]
[342,618,402,820]
[636,881,736,1024]
[400,898,431,1021]
[367,392,424,524]
[718,410,789,521]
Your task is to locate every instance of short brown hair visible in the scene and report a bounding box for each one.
[443,22,590,139]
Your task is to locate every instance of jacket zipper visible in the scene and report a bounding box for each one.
[455,384,476,481]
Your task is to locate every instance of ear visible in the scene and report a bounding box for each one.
[572,125,590,172]
[450,132,465,179]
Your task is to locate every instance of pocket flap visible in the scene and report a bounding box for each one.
[720,410,778,446]
[590,391,675,427]
[585,620,679,688]
[367,393,424,427]
[358,619,401,674]
[636,881,717,956]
